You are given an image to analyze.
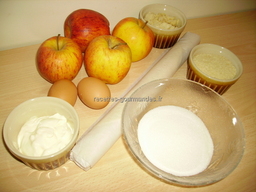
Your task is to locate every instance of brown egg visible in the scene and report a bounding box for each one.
[48,79,77,106]
[77,77,111,109]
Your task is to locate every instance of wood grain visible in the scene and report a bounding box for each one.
[0,10,255,192]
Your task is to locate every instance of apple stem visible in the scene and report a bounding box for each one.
[57,34,60,50]
[111,43,127,49]
[142,21,148,29]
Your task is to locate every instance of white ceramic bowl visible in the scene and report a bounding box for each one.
[3,97,79,170]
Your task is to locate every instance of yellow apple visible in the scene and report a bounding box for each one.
[112,17,155,62]
[84,35,132,84]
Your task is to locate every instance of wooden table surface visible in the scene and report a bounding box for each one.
[0,10,255,192]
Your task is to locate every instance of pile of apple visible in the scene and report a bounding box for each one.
[36,9,155,109]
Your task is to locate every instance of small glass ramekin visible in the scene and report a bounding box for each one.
[139,4,187,49]
[3,97,79,170]
[187,44,243,95]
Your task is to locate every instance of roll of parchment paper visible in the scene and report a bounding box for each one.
[70,32,201,171]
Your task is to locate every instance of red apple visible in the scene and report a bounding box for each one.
[36,34,83,83]
[64,9,110,53]
[112,17,155,62]
[85,35,132,84]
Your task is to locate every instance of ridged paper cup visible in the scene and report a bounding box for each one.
[187,44,243,95]
[139,4,187,49]
[3,97,79,170]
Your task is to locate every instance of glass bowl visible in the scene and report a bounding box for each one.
[3,97,79,170]
[139,4,187,48]
[187,43,243,95]
[122,78,245,186]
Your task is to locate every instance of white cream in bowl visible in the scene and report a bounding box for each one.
[17,113,74,157]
